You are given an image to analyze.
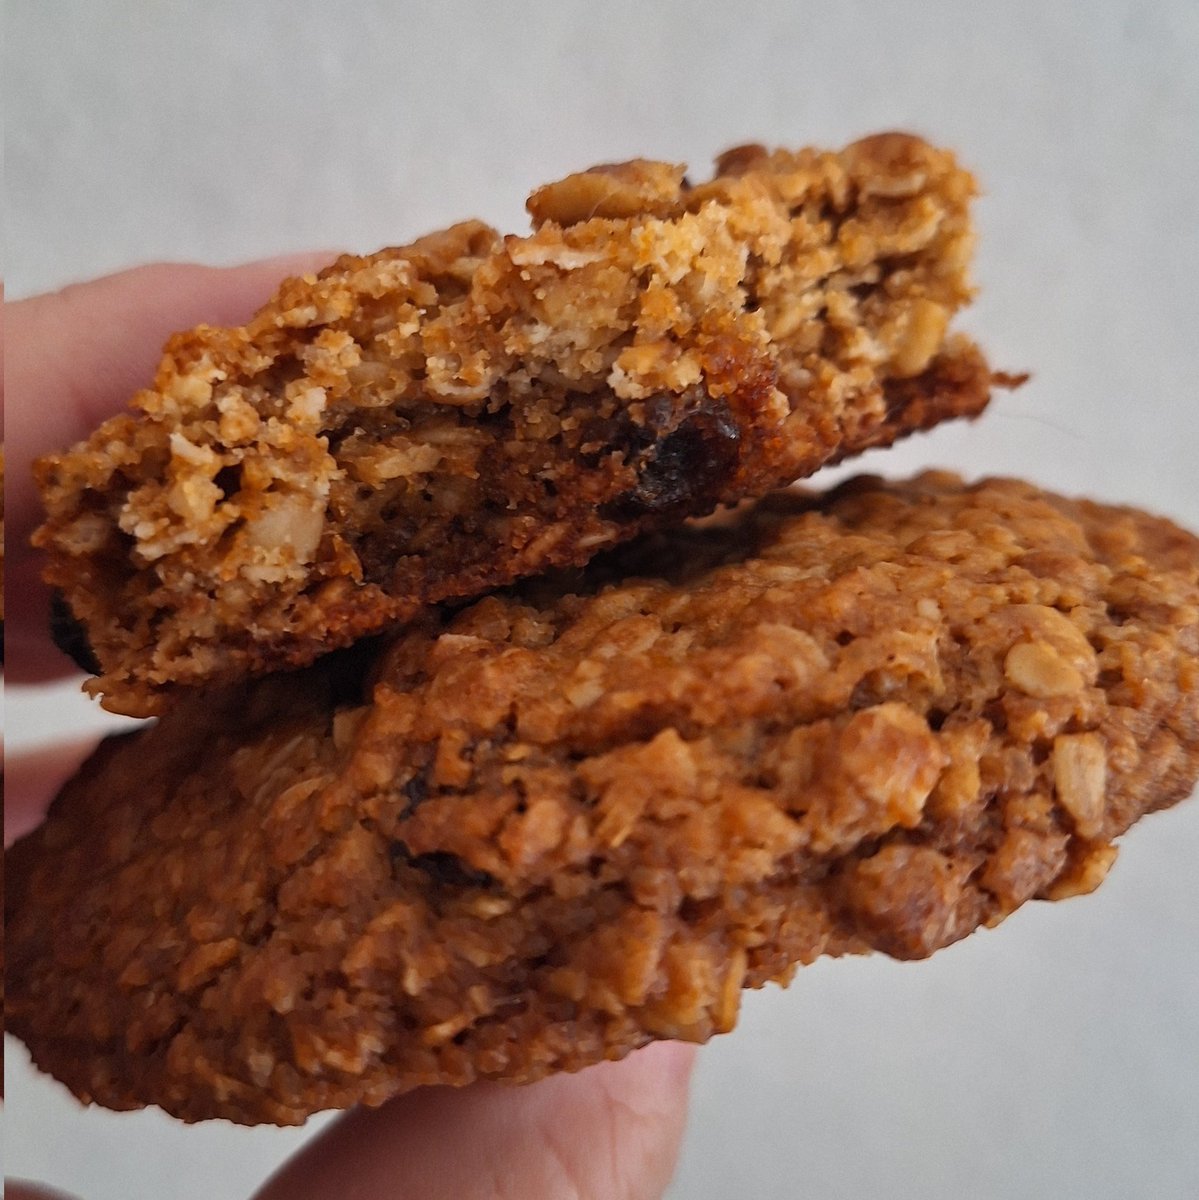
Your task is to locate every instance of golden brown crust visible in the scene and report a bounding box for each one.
[35,134,994,715]
[7,473,1198,1124]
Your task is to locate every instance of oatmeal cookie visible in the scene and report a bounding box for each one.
[7,473,1197,1124]
[35,134,1002,716]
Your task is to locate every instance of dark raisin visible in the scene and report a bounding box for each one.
[389,842,496,889]
[213,465,242,499]
[579,394,675,467]
[602,395,740,520]
[401,772,429,812]
[49,590,102,675]
[322,636,382,708]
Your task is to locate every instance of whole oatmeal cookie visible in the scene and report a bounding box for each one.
[35,133,1005,716]
[11,472,1196,1126]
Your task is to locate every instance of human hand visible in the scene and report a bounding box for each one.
[4,261,696,1200]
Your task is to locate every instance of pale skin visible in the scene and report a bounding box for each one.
[4,259,696,1200]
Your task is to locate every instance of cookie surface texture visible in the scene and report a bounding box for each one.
[35,134,994,715]
[10,473,1197,1125]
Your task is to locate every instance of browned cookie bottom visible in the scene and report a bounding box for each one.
[7,473,1199,1124]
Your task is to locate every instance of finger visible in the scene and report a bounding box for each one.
[3,1184,82,1200]
[254,1041,696,1200]
[4,253,336,682]
[4,740,100,846]
[4,252,339,534]
[4,550,90,683]
[5,253,338,539]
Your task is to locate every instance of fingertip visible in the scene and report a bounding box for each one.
[4,738,101,846]
[2,558,81,684]
[628,1036,699,1090]
[4,250,346,661]
[3,1182,83,1200]
[6,255,345,522]
[586,1038,698,1126]
[254,1043,697,1200]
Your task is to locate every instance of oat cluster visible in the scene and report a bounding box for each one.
[34,134,991,716]
[9,474,1198,1124]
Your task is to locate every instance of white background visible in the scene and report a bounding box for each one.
[5,2,1198,1197]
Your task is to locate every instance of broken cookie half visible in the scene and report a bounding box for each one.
[36,133,1002,716]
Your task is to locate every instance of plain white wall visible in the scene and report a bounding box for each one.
[5,2,1198,1197]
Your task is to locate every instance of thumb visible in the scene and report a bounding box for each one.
[4,1185,81,1200]
[253,1041,695,1200]
[4,254,336,682]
